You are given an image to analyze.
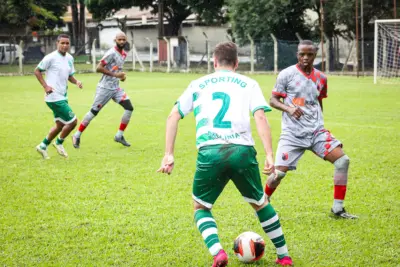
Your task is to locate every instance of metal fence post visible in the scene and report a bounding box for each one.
[247,34,254,74]
[18,40,23,75]
[163,37,170,73]
[203,32,211,73]
[182,36,190,72]
[270,33,278,74]
[324,33,330,73]
[145,37,153,72]
[92,39,97,73]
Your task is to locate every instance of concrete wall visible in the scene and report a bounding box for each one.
[97,25,231,54]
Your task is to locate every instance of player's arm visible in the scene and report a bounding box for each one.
[318,98,323,112]
[270,94,304,119]
[96,62,125,79]
[157,106,181,174]
[34,67,53,95]
[68,76,83,89]
[253,109,275,175]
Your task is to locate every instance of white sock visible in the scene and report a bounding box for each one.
[39,142,47,149]
[332,199,344,213]
[74,131,82,138]
[116,130,124,138]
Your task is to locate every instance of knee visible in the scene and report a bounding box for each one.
[90,109,99,116]
[193,200,211,211]
[268,170,287,183]
[334,155,350,169]
[121,100,134,111]
[71,119,78,128]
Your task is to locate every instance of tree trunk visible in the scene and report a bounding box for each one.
[70,0,79,48]
[78,0,86,53]
[165,19,183,36]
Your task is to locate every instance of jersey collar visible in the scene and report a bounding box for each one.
[114,46,127,57]
[296,64,314,79]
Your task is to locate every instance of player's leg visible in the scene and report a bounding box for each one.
[114,89,133,146]
[230,146,292,266]
[265,136,307,199]
[36,121,63,159]
[312,129,357,219]
[51,101,77,157]
[192,146,229,267]
[73,88,113,148]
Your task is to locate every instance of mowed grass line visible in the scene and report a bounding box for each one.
[0,73,399,266]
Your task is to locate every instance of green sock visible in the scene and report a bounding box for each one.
[56,137,64,145]
[40,137,50,149]
[257,203,289,258]
[194,209,222,256]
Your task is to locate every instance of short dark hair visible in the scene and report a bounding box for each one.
[57,34,70,41]
[298,40,318,51]
[213,41,238,67]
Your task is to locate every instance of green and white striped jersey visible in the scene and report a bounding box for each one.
[176,70,271,149]
[36,51,75,102]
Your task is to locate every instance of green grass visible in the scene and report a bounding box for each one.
[0,72,399,266]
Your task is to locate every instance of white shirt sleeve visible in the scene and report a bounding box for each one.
[249,82,271,116]
[69,56,75,76]
[176,82,195,118]
[272,70,289,98]
[36,55,52,71]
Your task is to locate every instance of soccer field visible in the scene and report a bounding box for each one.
[0,72,399,266]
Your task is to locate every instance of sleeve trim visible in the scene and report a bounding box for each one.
[176,102,185,119]
[272,91,287,98]
[36,67,45,72]
[69,72,75,76]
[252,106,272,116]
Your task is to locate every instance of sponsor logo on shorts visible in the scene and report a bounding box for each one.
[282,152,289,161]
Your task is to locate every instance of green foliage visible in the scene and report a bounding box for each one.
[229,0,312,44]
[0,73,399,266]
[85,0,226,35]
[0,0,68,31]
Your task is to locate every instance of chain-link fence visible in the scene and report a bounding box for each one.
[0,33,375,76]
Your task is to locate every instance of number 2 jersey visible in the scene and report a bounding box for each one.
[176,70,271,149]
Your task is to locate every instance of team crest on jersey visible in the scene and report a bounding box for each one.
[282,152,289,161]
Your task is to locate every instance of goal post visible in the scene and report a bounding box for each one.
[374,19,400,84]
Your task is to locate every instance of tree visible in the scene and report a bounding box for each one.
[229,0,312,44]
[85,0,226,36]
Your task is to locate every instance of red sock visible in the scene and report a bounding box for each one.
[119,123,128,131]
[264,184,276,197]
[78,123,87,132]
[334,185,347,200]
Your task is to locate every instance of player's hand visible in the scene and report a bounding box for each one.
[262,154,275,175]
[115,72,126,79]
[288,106,304,119]
[120,75,126,82]
[44,85,53,95]
[157,154,175,175]
[76,80,83,89]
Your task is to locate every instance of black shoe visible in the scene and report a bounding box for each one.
[114,135,131,147]
[72,135,80,149]
[331,208,358,219]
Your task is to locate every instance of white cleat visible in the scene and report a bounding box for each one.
[53,142,68,158]
[36,145,50,160]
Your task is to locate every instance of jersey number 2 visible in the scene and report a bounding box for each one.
[212,92,232,128]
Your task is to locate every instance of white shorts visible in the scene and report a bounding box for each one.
[275,129,342,170]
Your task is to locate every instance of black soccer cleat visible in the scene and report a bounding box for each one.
[331,208,358,219]
[114,135,131,147]
[72,135,80,149]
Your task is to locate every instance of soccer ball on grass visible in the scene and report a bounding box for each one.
[233,231,265,263]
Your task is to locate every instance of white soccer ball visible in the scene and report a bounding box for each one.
[233,231,265,263]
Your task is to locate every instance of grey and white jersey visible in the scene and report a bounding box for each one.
[97,47,127,90]
[272,64,328,138]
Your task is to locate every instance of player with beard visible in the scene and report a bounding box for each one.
[72,32,133,148]
[264,40,357,219]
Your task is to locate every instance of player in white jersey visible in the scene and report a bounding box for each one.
[34,34,83,159]
[157,42,293,267]
[72,32,133,148]
[264,40,357,219]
